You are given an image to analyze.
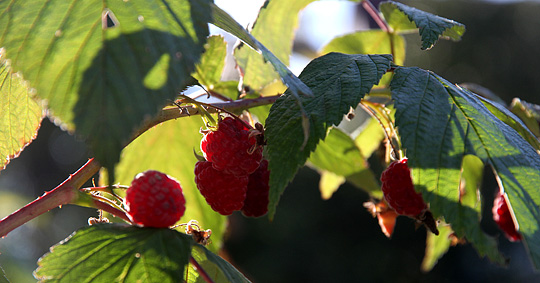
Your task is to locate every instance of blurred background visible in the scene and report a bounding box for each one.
[2,0,540,282]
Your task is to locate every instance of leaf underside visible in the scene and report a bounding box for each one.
[266,52,392,218]
[380,1,465,50]
[391,66,540,267]
[186,245,251,283]
[34,224,192,283]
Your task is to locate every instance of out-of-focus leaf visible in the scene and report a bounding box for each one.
[193,35,228,88]
[0,0,212,184]
[210,3,312,98]
[510,98,540,138]
[186,245,251,283]
[392,66,540,267]
[100,116,226,253]
[34,224,192,282]
[380,1,465,50]
[354,115,386,160]
[421,224,453,272]
[235,0,316,91]
[266,53,392,217]
[318,171,345,200]
[0,52,43,170]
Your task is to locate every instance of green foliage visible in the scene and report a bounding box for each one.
[266,53,392,217]
[186,245,251,283]
[0,0,212,185]
[235,0,316,91]
[100,116,226,252]
[422,223,453,272]
[380,1,465,50]
[391,66,540,266]
[309,127,379,196]
[210,4,312,98]
[34,224,192,282]
[0,53,43,170]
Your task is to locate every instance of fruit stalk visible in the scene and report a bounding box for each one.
[0,158,100,238]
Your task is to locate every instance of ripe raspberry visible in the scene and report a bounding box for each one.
[125,170,186,228]
[201,117,263,176]
[194,160,249,215]
[380,158,427,216]
[242,159,270,217]
[493,192,522,242]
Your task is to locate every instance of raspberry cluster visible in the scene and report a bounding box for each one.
[125,170,186,228]
[493,192,522,242]
[195,117,269,217]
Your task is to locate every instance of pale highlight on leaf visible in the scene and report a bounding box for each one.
[318,171,345,200]
[235,0,316,91]
[0,52,43,170]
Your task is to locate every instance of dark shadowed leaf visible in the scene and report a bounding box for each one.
[380,1,465,50]
[391,66,540,267]
[266,53,392,217]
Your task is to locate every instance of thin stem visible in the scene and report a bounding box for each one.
[130,95,279,144]
[362,0,390,32]
[91,198,130,223]
[0,158,100,238]
[190,256,215,283]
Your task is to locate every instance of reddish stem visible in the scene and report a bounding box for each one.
[190,256,215,283]
[362,0,390,32]
[0,158,100,238]
[91,199,130,223]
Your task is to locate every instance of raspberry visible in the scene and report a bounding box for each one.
[125,170,186,228]
[194,160,249,215]
[380,158,427,216]
[242,159,270,217]
[493,192,522,242]
[201,117,263,176]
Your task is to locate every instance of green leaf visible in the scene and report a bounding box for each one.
[510,98,540,138]
[320,30,405,88]
[421,223,453,272]
[210,3,312,98]
[266,53,392,217]
[234,0,316,91]
[391,67,540,267]
[100,116,226,253]
[0,265,8,283]
[0,52,43,170]
[354,111,388,160]
[186,245,251,283]
[309,127,379,195]
[380,1,465,50]
[318,171,345,200]
[34,224,192,282]
[193,35,228,89]
[0,0,212,184]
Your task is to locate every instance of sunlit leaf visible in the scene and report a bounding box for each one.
[0,52,43,170]
[0,0,212,184]
[186,245,251,283]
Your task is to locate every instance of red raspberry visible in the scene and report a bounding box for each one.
[201,117,263,176]
[125,170,186,228]
[194,160,249,215]
[242,159,270,217]
[380,158,427,216]
[493,192,522,242]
